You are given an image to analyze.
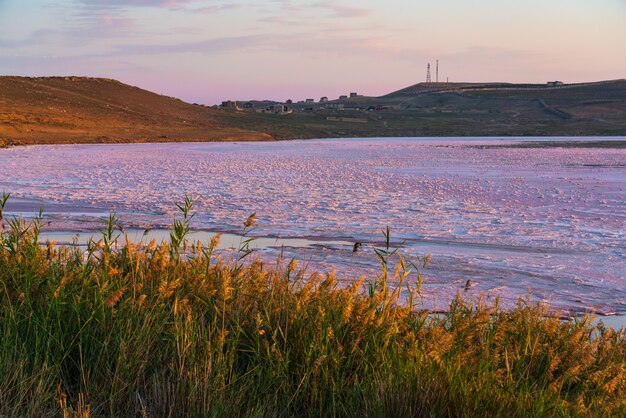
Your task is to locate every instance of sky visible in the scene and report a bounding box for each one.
[0,0,625,104]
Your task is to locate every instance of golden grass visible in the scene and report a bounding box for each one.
[1,195,625,417]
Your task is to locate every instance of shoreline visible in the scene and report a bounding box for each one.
[2,134,626,150]
[12,219,626,328]
[27,230,626,328]
[16,224,626,326]
[0,133,275,149]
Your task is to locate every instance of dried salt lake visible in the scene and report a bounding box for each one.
[1,137,625,316]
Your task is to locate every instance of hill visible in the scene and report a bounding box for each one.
[1,76,625,146]
[221,79,626,139]
[0,76,271,146]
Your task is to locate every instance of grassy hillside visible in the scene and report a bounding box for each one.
[0,76,271,146]
[187,79,626,139]
[1,76,625,147]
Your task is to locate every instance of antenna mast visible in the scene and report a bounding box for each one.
[426,63,431,83]
[436,60,439,83]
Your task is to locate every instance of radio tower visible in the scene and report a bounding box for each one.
[436,60,439,83]
[426,63,431,83]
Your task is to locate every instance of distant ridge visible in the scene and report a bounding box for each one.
[381,79,626,98]
[383,82,511,98]
[383,79,626,98]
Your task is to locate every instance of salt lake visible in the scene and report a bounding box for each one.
[1,137,624,316]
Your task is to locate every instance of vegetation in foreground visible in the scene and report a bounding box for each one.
[1,194,625,417]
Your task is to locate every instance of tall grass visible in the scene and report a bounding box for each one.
[1,193,625,417]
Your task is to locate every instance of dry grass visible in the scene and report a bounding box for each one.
[0,76,271,145]
[1,194,625,417]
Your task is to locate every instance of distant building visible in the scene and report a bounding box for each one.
[257,104,290,114]
[547,81,564,87]
[267,104,292,115]
[305,98,315,103]
[350,92,358,98]
[243,102,254,109]
[274,105,284,114]
[339,95,348,100]
[221,100,239,109]
[326,103,344,110]
[320,96,328,103]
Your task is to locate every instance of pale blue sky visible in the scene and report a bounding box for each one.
[1,0,624,103]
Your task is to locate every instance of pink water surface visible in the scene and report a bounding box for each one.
[1,137,624,314]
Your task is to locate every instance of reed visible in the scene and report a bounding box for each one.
[1,194,625,417]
